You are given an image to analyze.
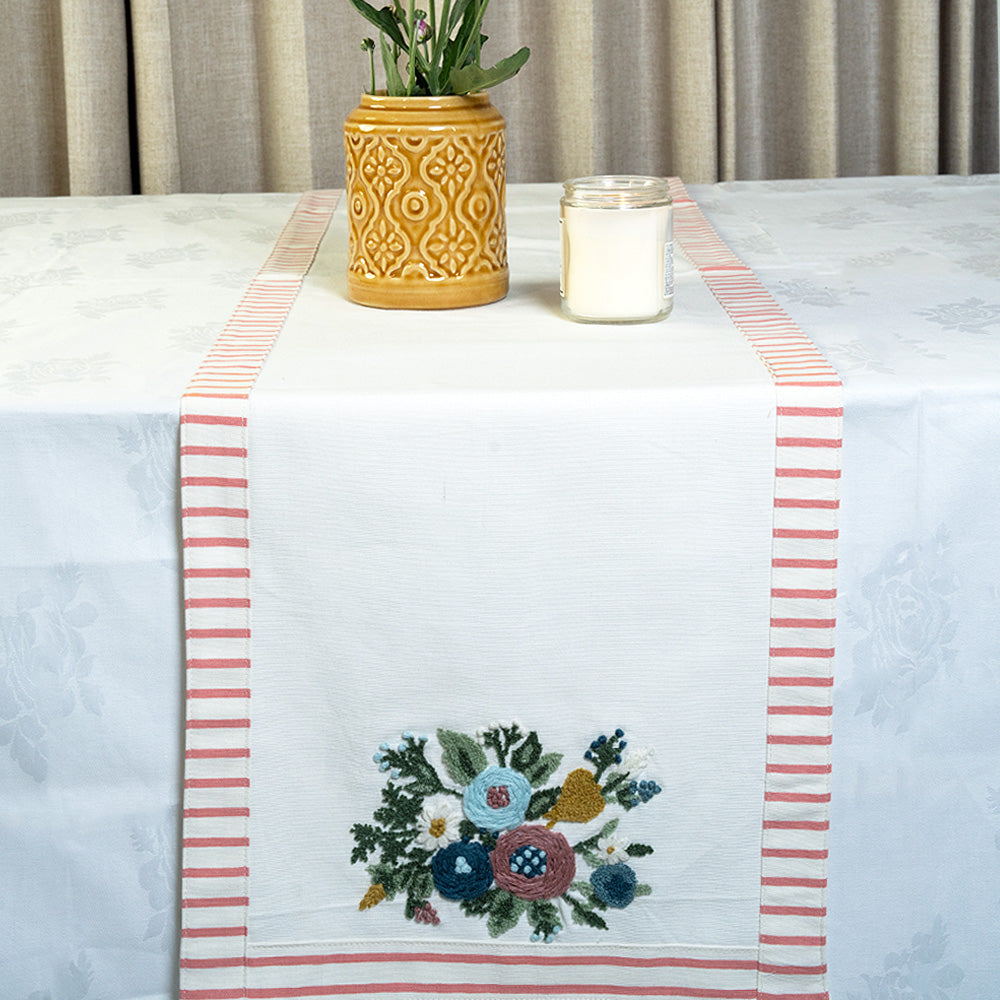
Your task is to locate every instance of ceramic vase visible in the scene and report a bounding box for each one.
[344,92,508,309]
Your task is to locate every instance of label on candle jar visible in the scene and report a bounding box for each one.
[663,241,674,299]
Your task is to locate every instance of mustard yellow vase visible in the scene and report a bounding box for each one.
[344,92,508,309]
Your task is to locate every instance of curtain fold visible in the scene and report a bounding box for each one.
[0,0,997,196]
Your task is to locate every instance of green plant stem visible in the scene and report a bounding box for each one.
[453,0,488,72]
[430,0,452,81]
[405,0,417,95]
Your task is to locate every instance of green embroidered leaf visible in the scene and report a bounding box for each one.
[580,848,605,869]
[635,883,653,897]
[350,823,380,864]
[438,728,488,785]
[404,865,435,901]
[627,843,654,857]
[526,751,563,788]
[525,786,560,821]
[566,893,608,930]
[598,817,620,839]
[461,886,502,917]
[487,891,528,938]
[527,899,561,936]
[510,731,542,771]
[366,862,398,898]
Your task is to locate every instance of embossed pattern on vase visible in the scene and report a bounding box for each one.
[344,94,508,309]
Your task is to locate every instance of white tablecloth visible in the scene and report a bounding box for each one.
[1,176,998,999]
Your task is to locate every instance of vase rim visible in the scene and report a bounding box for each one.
[359,91,490,111]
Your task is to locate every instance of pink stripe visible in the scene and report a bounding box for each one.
[775,468,841,479]
[184,568,251,579]
[186,628,251,639]
[774,498,840,509]
[767,735,832,746]
[772,588,836,599]
[772,558,837,569]
[182,866,250,878]
[759,935,826,947]
[770,619,836,629]
[769,647,835,658]
[182,988,759,999]
[768,705,834,716]
[763,820,830,831]
[186,718,251,729]
[185,748,250,759]
[187,658,251,669]
[776,437,841,448]
[187,688,252,699]
[185,778,251,789]
[762,848,828,859]
[765,792,831,803]
[184,807,251,818]
[182,476,249,488]
[186,598,252,609]
[183,507,250,519]
[183,537,250,548]
[766,764,832,775]
[776,406,843,417]
[183,896,251,908]
[181,446,248,457]
[181,926,248,939]
[758,962,827,975]
[760,906,827,917]
[180,413,247,427]
[773,529,839,539]
[184,837,250,848]
[768,676,834,687]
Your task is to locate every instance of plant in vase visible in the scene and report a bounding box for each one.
[344,0,530,309]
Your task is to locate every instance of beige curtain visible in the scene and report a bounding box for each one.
[1,0,997,196]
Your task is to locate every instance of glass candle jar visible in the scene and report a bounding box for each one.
[560,175,674,324]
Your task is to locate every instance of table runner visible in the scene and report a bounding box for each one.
[179,182,841,1000]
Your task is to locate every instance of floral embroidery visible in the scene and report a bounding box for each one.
[351,723,658,941]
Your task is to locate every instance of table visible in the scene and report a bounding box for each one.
[1,176,998,999]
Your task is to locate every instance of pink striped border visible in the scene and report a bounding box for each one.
[180,191,339,995]
[670,178,841,1000]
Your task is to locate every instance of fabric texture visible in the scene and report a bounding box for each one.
[0,0,996,196]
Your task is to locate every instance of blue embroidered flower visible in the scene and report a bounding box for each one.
[463,765,531,833]
[431,838,493,900]
[590,862,638,908]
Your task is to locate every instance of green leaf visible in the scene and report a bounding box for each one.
[380,32,407,96]
[347,0,407,49]
[526,752,563,788]
[449,46,530,94]
[525,786,560,821]
[627,843,654,857]
[510,731,542,772]
[487,891,528,937]
[634,883,653,897]
[438,728,488,785]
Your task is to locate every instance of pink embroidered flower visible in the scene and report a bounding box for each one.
[491,825,576,900]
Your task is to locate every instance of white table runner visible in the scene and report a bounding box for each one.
[179,182,840,1000]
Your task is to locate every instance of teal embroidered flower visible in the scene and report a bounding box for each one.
[431,839,493,900]
[590,862,638,908]
[463,765,531,833]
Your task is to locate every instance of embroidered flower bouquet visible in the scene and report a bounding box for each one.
[352,722,660,941]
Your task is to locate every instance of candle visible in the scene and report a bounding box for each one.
[560,175,674,324]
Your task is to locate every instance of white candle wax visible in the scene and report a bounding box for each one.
[559,176,673,324]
